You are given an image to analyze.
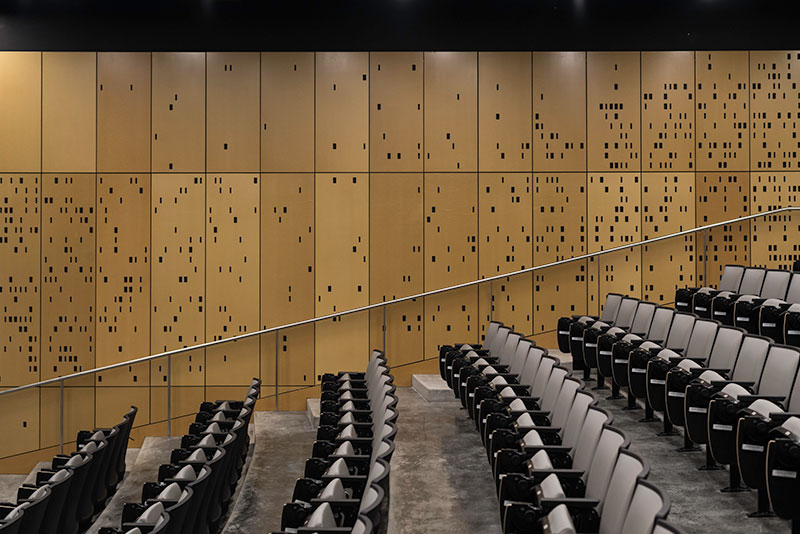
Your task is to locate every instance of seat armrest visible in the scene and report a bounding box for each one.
[690,367,729,376]
[523,445,572,454]
[738,395,786,406]
[769,412,800,424]
[539,497,601,511]
[710,380,754,388]
[517,426,561,434]
[529,469,584,480]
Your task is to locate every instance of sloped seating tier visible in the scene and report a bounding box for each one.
[0,406,138,534]
[96,378,261,534]
[273,350,396,534]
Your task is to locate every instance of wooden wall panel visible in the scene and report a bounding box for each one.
[0,175,40,387]
[479,173,532,331]
[479,52,532,171]
[96,175,150,386]
[642,173,696,302]
[40,384,94,448]
[42,174,95,380]
[696,173,750,285]
[0,53,41,173]
[315,173,369,374]
[587,52,641,171]
[315,174,369,313]
[369,173,423,366]
[261,173,315,386]
[206,174,260,385]
[152,53,206,173]
[424,173,478,357]
[424,52,478,172]
[588,249,642,308]
[696,51,749,171]
[42,53,96,173]
[370,52,423,172]
[207,53,260,173]
[641,52,694,171]
[534,262,588,335]
[261,52,315,173]
[316,53,369,173]
[587,173,642,251]
[533,52,586,172]
[97,53,151,173]
[750,172,800,269]
[750,52,800,171]
[533,173,587,264]
[0,389,39,458]
[151,174,205,389]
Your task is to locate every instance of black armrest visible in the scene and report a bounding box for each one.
[738,395,786,406]
[770,412,800,424]
[528,469,584,480]
[523,445,572,454]
[516,426,561,434]
[690,367,729,376]
[539,497,600,511]
[710,380,754,388]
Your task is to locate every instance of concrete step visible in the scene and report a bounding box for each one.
[306,398,320,428]
[222,411,315,534]
[412,374,454,402]
[86,436,182,534]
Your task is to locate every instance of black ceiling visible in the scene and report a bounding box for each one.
[0,0,798,51]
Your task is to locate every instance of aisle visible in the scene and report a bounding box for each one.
[389,388,503,534]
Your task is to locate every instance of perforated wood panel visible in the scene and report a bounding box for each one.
[369,173,423,366]
[696,173,750,285]
[42,174,95,380]
[533,52,587,172]
[534,262,588,334]
[0,388,39,457]
[315,313,369,376]
[261,52,315,173]
[0,53,41,173]
[587,173,641,251]
[0,175,40,387]
[97,53,151,173]
[316,53,369,173]
[424,52,477,172]
[370,52,423,172]
[750,52,800,171]
[152,53,206,173]
[424,287,478,359]
[260,173,315,387]
[588,249,642,309]
[315,174,369,314]
[206,53,260,173]
[533,173,587,264]
[750,172,800,269]
[151,174,205,389]
[641,52,694,171]
[479,52,531,171]
[478,173,532,331]
[587,52,640,171]
[696,51,749,171]
[642,173,696,302]
[206,174,260,385]
[42,53,96,173]
[96,175,150,387]
[40,384,94,448]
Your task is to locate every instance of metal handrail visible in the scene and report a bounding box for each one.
[0,206,794,398]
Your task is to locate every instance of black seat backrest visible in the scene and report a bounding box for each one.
[0,505,24,534]
[36,468,74,534]
[76,439,107,525]
[55,451,93,534]
[16,484,51,534]
[115,406,139,485]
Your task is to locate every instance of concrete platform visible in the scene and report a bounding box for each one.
[306,398,320,428]
[87,436,182,534]
[411,374,453,402]
[221,411,315,534]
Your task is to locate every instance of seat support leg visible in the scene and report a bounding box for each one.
[583,368,591,381]
[747,488,775,518]
[676,431,701,452]
[623,388,641,411]
[793,519,800,534]
[606,382,623,400]
[721,462,750,493]
[657,417,679,436]
[639,401,659,423]
[698,445,724,470]
[592,375,608,391]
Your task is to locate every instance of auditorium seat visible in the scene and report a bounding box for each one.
[675,264,746,314]
[501,448,652,534]
[707,344,800,494]
[692,266,760,320]
[580,297,642,382]
[757,273,800,341]
[557,292,625,359]
[99,501,170,534]
[732,270,793,332]
[0,504,23,533]
[449,329,520,396]
[708,267,768,325]
[0,485,50,534]
[597,301,658,394]
[653,519,688,534]
[439,321,504,379]
[765,416,800,530]
[445,326,513,391]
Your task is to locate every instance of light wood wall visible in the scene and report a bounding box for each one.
[1,51,798,469]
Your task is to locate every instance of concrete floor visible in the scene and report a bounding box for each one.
[222,411,316,534]
[389,388,502,534]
